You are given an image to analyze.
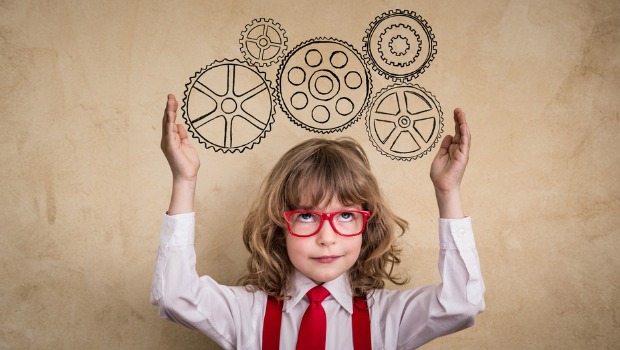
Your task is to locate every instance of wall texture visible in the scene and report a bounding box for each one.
[1,0,618,349]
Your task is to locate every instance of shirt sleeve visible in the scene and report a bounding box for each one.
[150,213,265,350]
[370,217,485,349]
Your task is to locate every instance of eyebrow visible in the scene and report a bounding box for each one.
[294,204,363,212]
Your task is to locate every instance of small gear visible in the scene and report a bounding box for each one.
[240,18,288,67]
[276,37,372,133]
[182,59,275,153]
[379,24,421,68]
[363,9,437,81]
[389,35,410,56]
[366,84,443,161]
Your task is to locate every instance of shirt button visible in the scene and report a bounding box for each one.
[457,229,465,238]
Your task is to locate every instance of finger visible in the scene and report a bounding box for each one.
[164,95,179,137]
[454,108,470,147]
[452,108,462,143]
[166,94,178,124]
[177,123,188,140]
[437,134,453,156]
[454,112,471,161]
[460,111,470,149]
[162,94,178,138]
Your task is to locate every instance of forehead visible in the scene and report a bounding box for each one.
[284,154,368,210]
[296,191,361,211]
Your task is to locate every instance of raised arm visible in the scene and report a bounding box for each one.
[160,94,200,215]
[430,108,471,218]
[371,109,482,349]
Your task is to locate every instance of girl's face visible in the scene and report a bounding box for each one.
[285,195,363,284]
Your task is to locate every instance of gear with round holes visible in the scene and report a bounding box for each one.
[366,84,443,161]
[276,37,372,133]
[363,9,437,81]
[182,59,275,153]
[240,18,288,67]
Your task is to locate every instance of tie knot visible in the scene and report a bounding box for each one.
[306,286,330,303]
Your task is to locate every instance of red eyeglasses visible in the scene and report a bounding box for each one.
[282,210,370,237]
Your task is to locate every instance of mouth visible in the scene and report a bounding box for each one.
[312,256,341,263]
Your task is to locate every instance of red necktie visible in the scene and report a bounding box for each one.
[296,286,331,350]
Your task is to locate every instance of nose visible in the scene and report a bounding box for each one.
[315,219,337,245]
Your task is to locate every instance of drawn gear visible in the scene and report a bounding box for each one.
[182,59,275,153]
[240,18,288,67]
[379,24,421,68]
[363,9,437,81]
[276,37,372,133]
[366,84,443,161]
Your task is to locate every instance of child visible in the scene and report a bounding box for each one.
[151,94,485,349]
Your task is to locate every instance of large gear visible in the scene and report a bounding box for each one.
[182,59,275,153]
[276,37,372,133]
[366,84,443,161]
[363,9,437,81]
[239,18,288,67]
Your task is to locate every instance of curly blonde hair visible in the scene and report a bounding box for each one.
[239,138,409,299]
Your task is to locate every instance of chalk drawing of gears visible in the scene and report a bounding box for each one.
[363,9,437,81]
[240,18,288,67]
[182,59,275,153]
[366,84,443,161]
[277,38,372,133]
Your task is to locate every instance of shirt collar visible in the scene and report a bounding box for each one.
[284,270,354,314]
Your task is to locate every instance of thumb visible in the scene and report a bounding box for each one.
[436,135,453,157]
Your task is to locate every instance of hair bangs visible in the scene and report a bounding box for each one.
[283,147,370,210]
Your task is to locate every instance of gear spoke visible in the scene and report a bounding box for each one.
[240,83,267,101]
[366,84,442,161]
[396,91,409,118]
[193,81,222,99]
[223,118,232,147]
[236,112,267,130]
[226,64,236,96]
[381,123,400,147]
[194,113,224,130]
[411,109,435,122]
[182,59,275,153]
[239,18,288,66]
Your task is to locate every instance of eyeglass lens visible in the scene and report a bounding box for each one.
[288,211,365,236]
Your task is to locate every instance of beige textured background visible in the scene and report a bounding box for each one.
[1,0,619,349]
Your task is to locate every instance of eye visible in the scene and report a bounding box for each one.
[335,211,355,222]
[296,212,317,223]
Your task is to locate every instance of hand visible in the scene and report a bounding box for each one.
[160,94,200,182]
[430,108,471,194]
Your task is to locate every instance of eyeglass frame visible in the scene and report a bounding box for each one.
[282,210,371,237]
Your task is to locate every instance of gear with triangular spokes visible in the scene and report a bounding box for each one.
[366,84,443,161]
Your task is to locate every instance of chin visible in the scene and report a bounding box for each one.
[308,271,341,284]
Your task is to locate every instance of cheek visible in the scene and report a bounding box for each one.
[285,235,305,260]
[353,237,363,255]
[345,236,363,258]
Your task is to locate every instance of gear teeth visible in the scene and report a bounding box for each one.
[182,59,275,154]
[377,23,420,68]
[239,18,288,67]
[276,37,372,134]
[366,83,443,161]
[362,9,437,82]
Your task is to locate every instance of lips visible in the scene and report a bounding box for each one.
[312,256,341,263]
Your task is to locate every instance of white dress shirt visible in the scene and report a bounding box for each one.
[151,213,485,349]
